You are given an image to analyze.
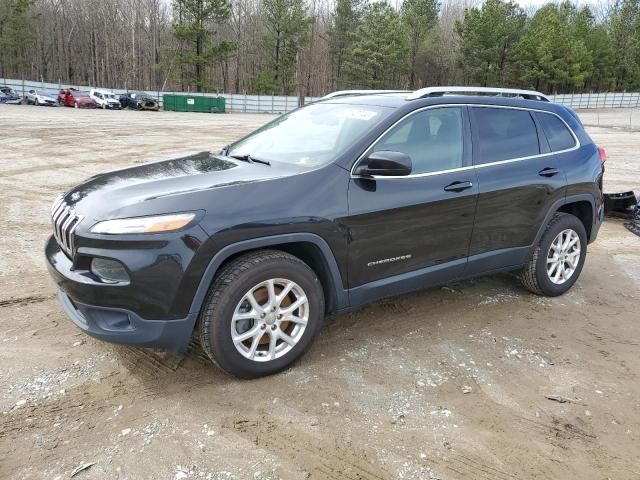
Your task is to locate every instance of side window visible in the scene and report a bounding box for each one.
[535,112,576,152]
[472,107,540,164]
[372,107,464,174]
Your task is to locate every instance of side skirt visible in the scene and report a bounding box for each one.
[344,246,532,311]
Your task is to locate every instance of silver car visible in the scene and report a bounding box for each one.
[26,89,58,106]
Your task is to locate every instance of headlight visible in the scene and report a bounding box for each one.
[90,213,196,234]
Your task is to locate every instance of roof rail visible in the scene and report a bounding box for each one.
[321,89,411,100]
[407,86,550,102]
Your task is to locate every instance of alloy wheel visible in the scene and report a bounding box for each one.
[231,278,309,362]
[546,228,581,285]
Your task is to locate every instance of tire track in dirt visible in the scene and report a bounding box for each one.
[225,414,390,480]
[0,294,53,308]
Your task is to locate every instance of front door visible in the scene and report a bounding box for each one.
[345,105,478,298]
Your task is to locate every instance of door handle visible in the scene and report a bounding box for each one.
[538,167,559,177]
[444,181,473,192]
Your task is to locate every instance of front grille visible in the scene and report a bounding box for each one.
[51,195,84,257]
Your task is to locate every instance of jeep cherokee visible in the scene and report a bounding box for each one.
[45,87,605,378]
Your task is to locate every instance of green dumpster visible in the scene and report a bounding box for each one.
[162,94,225,113]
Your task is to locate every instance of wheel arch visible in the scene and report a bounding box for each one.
[534,194,596,246]
[189,234,348,317]
[556,200,594,239]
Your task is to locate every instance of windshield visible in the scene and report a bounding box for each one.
[228,103,392,167]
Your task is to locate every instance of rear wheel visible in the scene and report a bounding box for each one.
[521,213,587,296]
[198,250,324,378]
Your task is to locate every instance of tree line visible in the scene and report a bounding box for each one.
[1,0,640,97]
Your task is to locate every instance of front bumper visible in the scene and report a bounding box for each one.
[45,232,206,353]
[56,289,196,354]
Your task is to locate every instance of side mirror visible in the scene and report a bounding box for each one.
[354,150,412,177]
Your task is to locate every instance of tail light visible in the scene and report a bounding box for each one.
[597,146,607,164]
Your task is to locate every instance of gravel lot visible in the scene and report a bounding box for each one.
[1,105,639,480]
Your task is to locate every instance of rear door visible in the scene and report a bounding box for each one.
[468,106,568,271]
[346,105,478,290]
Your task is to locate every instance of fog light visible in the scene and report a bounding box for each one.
[91,258,130,284]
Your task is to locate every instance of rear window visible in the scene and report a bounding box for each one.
[535,112,576,152]
[472,107,540,164]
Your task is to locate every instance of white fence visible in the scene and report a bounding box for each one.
[4,77,640,112]
[0,78,320,113]
[549,92,640,109]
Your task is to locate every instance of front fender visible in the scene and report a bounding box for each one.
[187,233,349,317]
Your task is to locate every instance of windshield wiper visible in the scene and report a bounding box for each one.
[229,154,271,166]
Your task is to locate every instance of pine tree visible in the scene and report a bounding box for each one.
[609,0,640,90]
[327,0,365,89]
[456,0,526,87]
[0,0,34,77]
[515,2,593,92]
[170,0,235,92]
[261,0,310,95]
[343,2,409,89]
[402,0,439,89]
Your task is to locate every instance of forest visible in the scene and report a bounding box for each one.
[1,0,639,97]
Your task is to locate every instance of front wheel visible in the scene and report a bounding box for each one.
[198,250,325,378]
[520,213,587,296]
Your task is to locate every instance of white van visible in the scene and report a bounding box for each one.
[90,89,122,109]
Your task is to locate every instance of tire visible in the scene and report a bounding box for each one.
[520,213,587,296]
[198,249,325,378]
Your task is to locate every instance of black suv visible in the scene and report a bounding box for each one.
[46,87,605,378]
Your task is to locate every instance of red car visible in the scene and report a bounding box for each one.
[58,88,97,109]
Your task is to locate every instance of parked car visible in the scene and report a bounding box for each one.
[0,86,22,104]
[58,88,97,108]
[90,89,121,109]
[25,89,58,106]
[46,87,605,378]
[119,92,159,111]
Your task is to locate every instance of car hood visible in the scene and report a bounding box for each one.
[61,151,297,221]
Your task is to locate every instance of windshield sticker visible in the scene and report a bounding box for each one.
[340,109,379,121]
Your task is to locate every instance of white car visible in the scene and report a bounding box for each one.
[90,89,122,109]
[25,89,58,106]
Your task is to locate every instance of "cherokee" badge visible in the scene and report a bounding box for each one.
[367,254,412,267]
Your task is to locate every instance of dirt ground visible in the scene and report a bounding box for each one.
[1,105,639,480]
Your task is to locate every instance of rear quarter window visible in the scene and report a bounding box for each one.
[535,112,577,152]
[472,107,540,164]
